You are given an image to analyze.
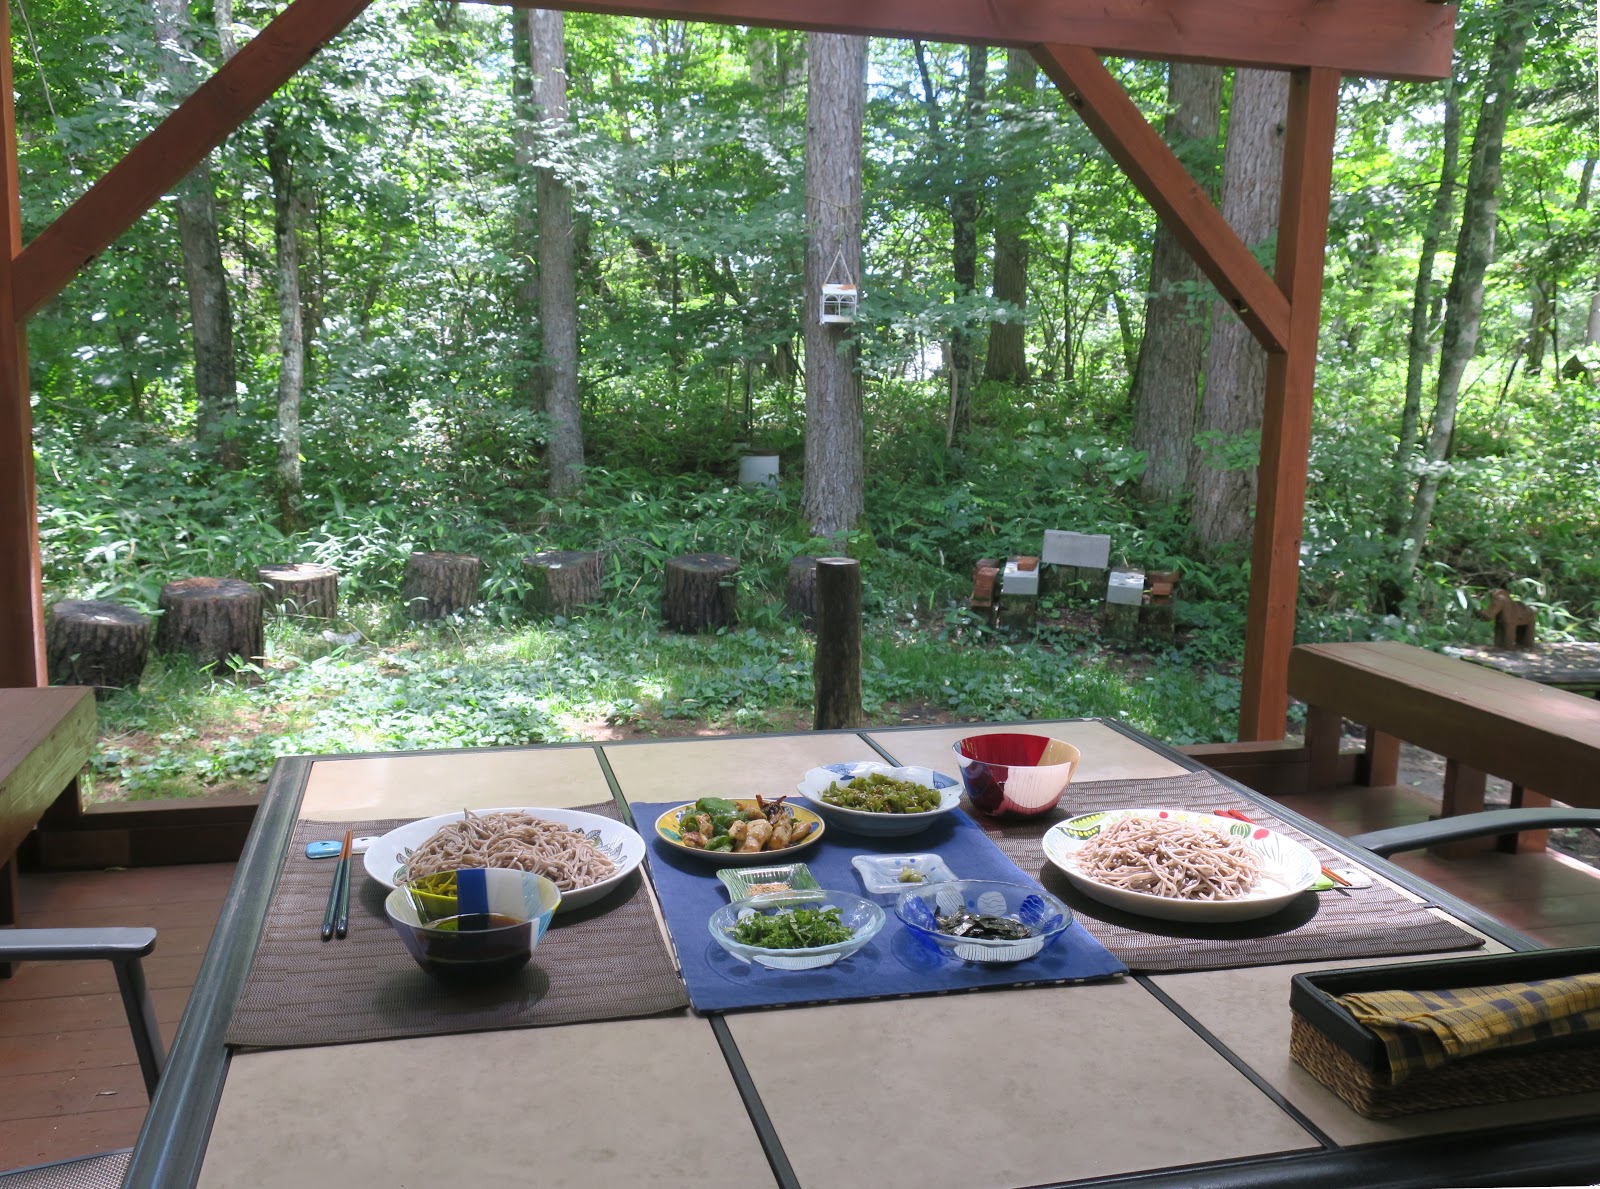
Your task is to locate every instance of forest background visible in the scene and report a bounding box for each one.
[13,0,1599,801]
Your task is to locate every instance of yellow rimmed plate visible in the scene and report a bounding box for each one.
[654,800,825,866]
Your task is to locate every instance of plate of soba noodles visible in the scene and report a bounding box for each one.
[1041,808,1320,923]
[363,807,646,912]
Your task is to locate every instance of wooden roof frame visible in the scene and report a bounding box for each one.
[0,0,1456,741]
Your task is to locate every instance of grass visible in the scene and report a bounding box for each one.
[84,590,1245,804]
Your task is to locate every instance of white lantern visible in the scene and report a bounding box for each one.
[820,282,858,324]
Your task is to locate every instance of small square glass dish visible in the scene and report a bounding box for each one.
[851,853,956,896]
[717,863,821,900]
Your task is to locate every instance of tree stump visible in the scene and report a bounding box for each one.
[785,556,819,630]
[662,553,739,633]
[258,563,340,620]
[154,578,264,672]
[522,550,603,617]
[403,552,481,621]
[46,600,152,699]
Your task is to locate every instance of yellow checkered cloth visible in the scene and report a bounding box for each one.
[1337,974,1600,1084]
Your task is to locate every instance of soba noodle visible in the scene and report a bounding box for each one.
[403,809,617,892]
[1074,816,1262,901]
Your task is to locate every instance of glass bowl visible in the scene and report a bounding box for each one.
[708,888,885,970]
[952,733,1081,817]
[894,879,1073,964]
[384,867,560,984]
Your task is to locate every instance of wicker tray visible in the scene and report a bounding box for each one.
[1289,946,1600,1118]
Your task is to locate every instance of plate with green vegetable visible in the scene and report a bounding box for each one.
[795,763,963,838]
[708,888,885,969]
[655,796,825,865]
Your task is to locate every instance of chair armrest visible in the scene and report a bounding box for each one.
[1349,809,1600,857]
[0,926,157,962]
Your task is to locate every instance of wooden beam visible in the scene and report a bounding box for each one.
[0,1,43,688]
[476,0,1456,81]
[1238,67,1341,741]
[1033,45,1290,355]
[12,0,373,320]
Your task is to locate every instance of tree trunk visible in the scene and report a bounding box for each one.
[947,44,987,436]
[152,0,239,471]
[1588,292,1600,346]
[662,553,739,633]
[984,50,1037,385]
[785,555,819,630]
[265,120,306,534]
[1399,16,1530,579]
[403,552,482,620]
[257,563,339,619]
[801,33,867,539]
[1131,63,1223,502]
[1189,68,1290,551]
[510,18,542,418]
[46,600,152,698]
[154,578,264,672]
[529,10,585,495]
[1391,73,1461,537]
[1524,280,1554,375]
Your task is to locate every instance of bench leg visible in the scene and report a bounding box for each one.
[1434,760,1490,858]
[1305,705,1344,790]
[0,857,16,978]
[1359,727,1401,787]
[1497,787,1551,854]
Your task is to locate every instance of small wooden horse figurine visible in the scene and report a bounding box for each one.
[1482,588,1537,650]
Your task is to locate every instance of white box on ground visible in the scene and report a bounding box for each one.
[1001,561,1039,596]
[1042,530,1111,569]
[1106,570,1145,606]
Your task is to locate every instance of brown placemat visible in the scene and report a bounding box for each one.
[226,803,688,1048]
[967,771,1486,973]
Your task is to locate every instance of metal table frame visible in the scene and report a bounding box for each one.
[124,720,1600,1189]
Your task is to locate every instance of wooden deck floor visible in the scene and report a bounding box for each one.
[4,787,1600,1167]
[0,862,235,1169]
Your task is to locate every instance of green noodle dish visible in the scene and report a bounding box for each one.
[822,772,941,814]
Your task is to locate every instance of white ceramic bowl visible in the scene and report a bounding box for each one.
[795,763,963,838]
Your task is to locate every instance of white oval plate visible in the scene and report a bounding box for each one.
[362,806,645,912]
[795,763,963,838]
[1041,808,1320,923]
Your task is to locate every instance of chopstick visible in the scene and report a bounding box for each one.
[320,829,354,942]
[1213,807,1353,889]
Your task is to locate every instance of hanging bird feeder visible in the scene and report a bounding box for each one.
[819,247,859,324]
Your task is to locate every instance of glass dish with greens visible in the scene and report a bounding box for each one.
[708,889,885,970]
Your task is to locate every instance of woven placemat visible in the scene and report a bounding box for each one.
[226,803,688,1049]
[967,771,1486,973]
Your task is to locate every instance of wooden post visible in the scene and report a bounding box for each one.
[0,0,41,688]
[1238,67,1340,741]
[813,556,861,730]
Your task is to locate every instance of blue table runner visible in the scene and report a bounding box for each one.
[630,800,1127,1014]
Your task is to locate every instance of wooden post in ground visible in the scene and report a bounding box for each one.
[785,556,819,630]
[813,556,861,730]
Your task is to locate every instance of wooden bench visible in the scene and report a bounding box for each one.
[0,687,96,967]
[1289,641,1600,855]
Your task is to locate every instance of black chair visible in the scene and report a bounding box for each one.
[1350,807,1600,857]
[0,928,163,1189]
